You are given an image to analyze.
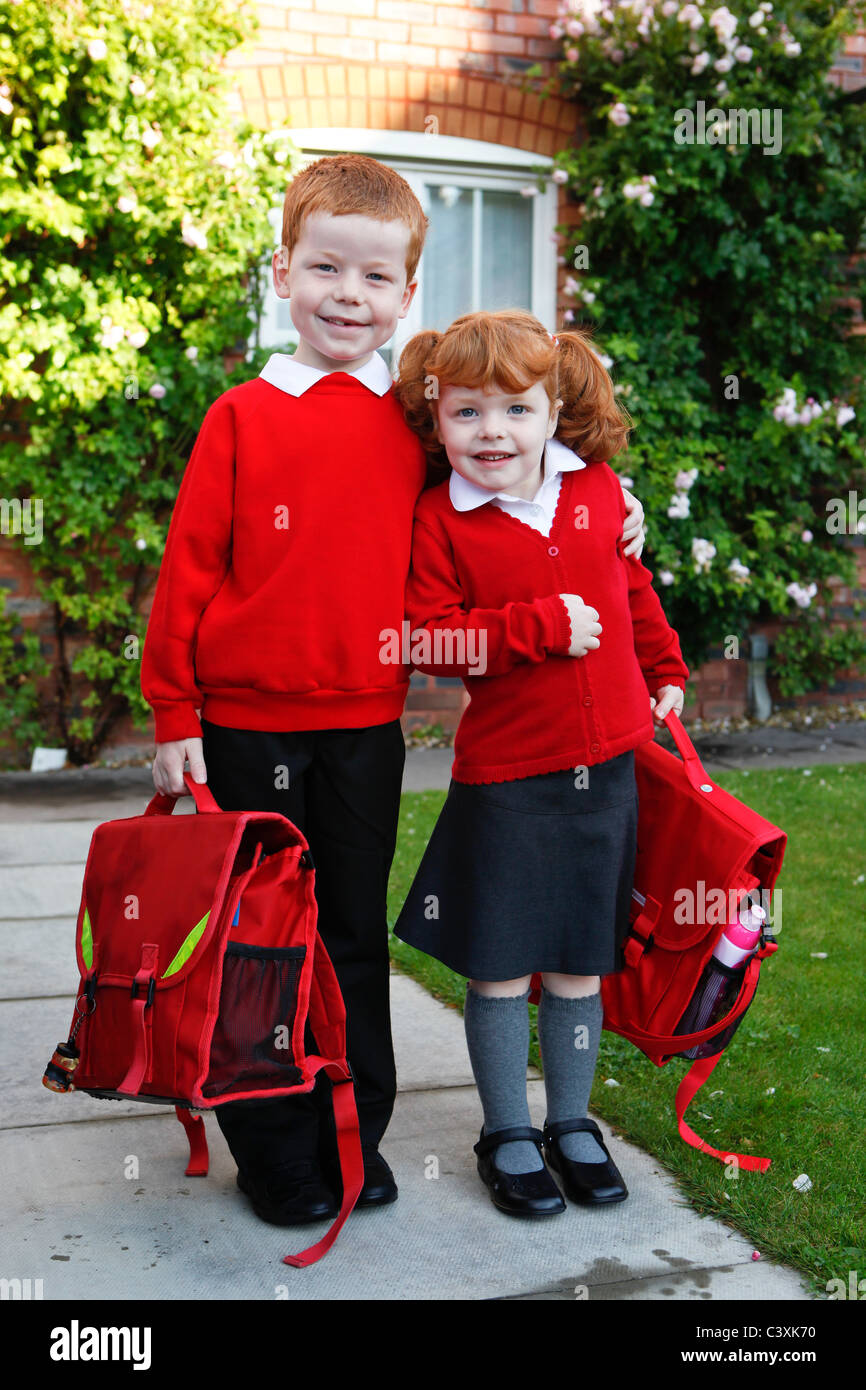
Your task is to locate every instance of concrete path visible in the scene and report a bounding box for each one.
[2,733,848,1300]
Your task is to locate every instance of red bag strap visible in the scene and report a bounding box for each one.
[116,943,159,1096]
[143,770,222,818]
[283,1060,365,1268]
[659,710,714,794]
[174,1106,209,1176]
[675,1052,771,1173]
[279,934,363,1266]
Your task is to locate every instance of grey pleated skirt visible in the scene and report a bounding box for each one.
[394,750,638,980]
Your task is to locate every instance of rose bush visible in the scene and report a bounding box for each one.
[546,0,866,695]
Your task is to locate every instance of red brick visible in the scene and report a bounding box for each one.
[469,32,526,56]
[527,37,561,58]
[350,17,409,43]
[376,0,432,21]
[497,14,552,37]
[306,96,329,124]
[466,78,486,109]
[463,109,483,140]
[484,83,504,113]
[412,26,469,49]
[288,11,347,35]
[314,35,376,60]
[377,41,437,65]
[435,6,494,31]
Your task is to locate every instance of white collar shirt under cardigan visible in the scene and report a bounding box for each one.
[449,437,587,538]
[258,349,394,397]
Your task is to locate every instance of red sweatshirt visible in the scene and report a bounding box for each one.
[405,458,689,784]
[141,370,427,743]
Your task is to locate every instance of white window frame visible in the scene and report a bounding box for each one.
[251,129,557,360]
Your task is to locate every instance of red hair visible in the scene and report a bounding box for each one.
[394,309,633,482]
[281,154,428,282]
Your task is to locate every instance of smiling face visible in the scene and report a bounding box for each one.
[273,212,417,372]
[435,381,562,500]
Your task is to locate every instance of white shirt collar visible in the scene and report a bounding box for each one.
[449,436,586,512]
[259,350,394,398]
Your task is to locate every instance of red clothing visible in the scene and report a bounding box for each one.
[405,459,689,784]
[141,374,427,743]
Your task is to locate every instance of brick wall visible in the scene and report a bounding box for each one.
[3,3,865,755]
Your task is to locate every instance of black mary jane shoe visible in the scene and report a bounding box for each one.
[542,1117,628,1206]
[473,1125,566,1219]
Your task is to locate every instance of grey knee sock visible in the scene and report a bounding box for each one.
[538,987,608,1162]
[463,986,543,1173]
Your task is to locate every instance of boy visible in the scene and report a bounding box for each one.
[142,154,646,1227]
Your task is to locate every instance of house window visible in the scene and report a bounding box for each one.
[251,130,558,366]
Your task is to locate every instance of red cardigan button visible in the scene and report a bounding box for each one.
[583,696,593,707]
[548,545,559,557]
[590,742,600,753]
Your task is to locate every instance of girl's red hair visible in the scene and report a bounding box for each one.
[394,309,633,482]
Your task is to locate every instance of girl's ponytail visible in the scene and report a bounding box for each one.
[555,328,634,463]
[394,330,450,482]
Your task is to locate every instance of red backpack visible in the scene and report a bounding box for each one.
[531,712,787,1172]
[42,772,364,1268]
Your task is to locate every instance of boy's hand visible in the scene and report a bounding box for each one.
[152,737,207,798]
[620,485,646,558]
[649,685,685,722]
[559,593,602,657]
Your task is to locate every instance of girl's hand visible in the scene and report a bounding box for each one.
[152,737,207,797]
[620,485,646,559]
[649,685,685,723]
[559,593,602,657]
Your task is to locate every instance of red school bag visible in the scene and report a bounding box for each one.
[42,771,364,1268]
[531,712,786,1172]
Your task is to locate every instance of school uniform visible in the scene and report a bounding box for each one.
[394,438,689,980]
[141,350,427,1171]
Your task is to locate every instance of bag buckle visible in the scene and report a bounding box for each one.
[131,976,156,1008]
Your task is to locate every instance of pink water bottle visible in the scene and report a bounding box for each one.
[713,902,766,968]
[675,900,766,1060]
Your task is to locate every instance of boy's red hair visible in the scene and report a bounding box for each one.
[395,309,634,481]
[281,154,428,281]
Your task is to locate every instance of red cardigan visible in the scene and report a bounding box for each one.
[141,375,427,743]
[405,460,690,784]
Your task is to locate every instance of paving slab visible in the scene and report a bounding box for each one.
[0,822,103,866]
[0,1084,812,1302]
[0,918,79,999]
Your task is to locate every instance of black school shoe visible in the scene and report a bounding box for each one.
[236,1158,339,1226]
[542,1117,628,1205]
[321,1148,398,1208]
[474,1125,566,1219]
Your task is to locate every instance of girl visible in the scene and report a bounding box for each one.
[393,310,689,1219]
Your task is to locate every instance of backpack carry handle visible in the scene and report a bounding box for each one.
[143,770,223,818]
[661,710,712,794]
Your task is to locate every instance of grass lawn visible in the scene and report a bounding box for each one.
[387,764,866,1301]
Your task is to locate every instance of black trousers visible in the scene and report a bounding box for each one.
[199,716,405,1174]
